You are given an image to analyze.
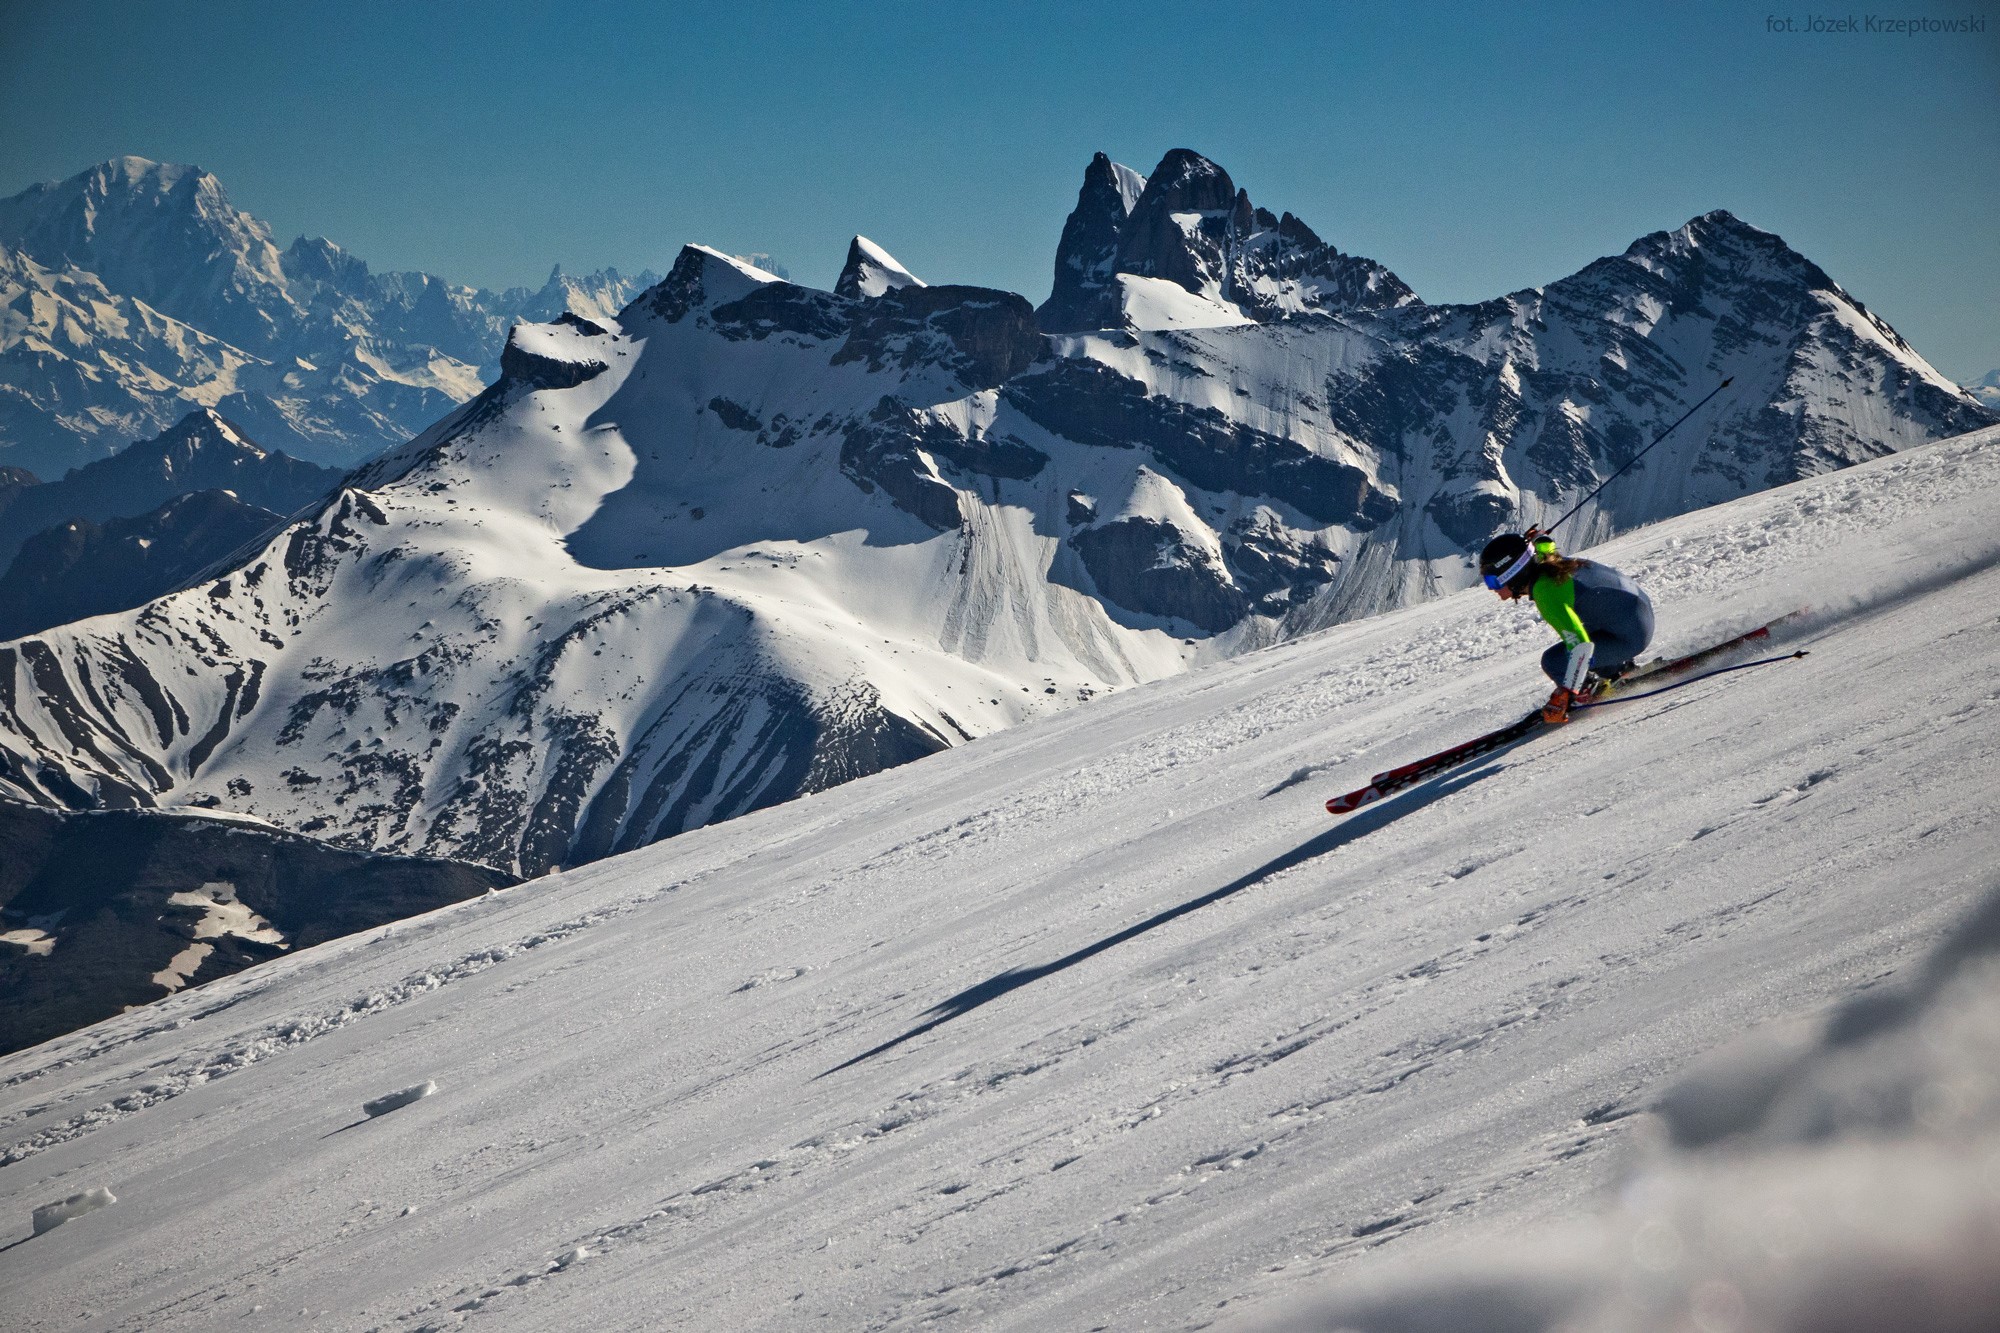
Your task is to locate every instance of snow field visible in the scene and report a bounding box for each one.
[0,427,1995,1330]
[1248,882,2000,1332]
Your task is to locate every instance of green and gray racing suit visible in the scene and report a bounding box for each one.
[1530,555,1655,692]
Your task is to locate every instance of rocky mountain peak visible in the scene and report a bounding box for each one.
[1039,148,1416,332]
[1614,209,1831,291]
[282,234,372,298]
[150,408,267,468]
[1099,152,1147,211]
[0,408,342,572]
[1035,152,1150,333]
[1111,149,1239,294]
[1539,210,1915,382]
[100,154,202,190]
[835,236,926,299]
[1134,148,1236,210]
[632,244,782,323]
[67,156,220,216]
[514,263,659,324]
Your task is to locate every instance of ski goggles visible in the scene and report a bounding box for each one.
[1482,547,1534,590]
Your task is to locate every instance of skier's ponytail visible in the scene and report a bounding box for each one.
[1537,552,1586,581]
[1526,533,1585,582]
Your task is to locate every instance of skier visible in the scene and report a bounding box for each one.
[1479,531,1654,724]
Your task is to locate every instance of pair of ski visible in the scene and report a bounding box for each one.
[1325,618,1805,816]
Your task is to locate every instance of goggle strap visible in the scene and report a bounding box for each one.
[1488,546,1534,588]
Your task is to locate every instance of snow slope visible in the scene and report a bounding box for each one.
[1250,878,2000,1332]
[2,425,1994,1330]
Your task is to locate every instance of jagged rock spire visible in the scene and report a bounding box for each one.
[1037,147,1417,332]
[1035,152,1148,333]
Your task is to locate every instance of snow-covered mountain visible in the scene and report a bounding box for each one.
[0,157,657,476]
[0,149,1989,875]
[1966,368,2000,408]
[0,249,1165,873]
[835,235,926,299]
[1,425,1993,1329]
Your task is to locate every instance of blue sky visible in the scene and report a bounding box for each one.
[3,0,1995,378]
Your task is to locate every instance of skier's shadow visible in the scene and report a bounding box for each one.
[819,756,1513,1077]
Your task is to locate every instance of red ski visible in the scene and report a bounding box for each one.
[1325,617,1802,816]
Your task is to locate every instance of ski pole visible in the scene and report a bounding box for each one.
[1574,649,1806,709]
[1540,377,1734,539]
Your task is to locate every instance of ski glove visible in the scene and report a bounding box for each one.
[1542,687,1576,725]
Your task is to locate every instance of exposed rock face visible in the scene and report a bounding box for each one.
[1226,515,1345,610]
[1037,152,1149,333]
[0,157,658,475]
[0,489,286,640]
[835,285,1044,388]
[840,401,968,532]
[0,408,340,571]
[1114,148,1241,294]
[842,396,1050,530]
[1037,148,1417,332]
[650,247,1043,392]
[496,315,612,390]
[1072,516,1246,633]
[1005,358,1396,528]
[0,801,513,1055]
[568,674,950,865]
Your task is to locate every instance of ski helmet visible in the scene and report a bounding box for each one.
[1479,533,1535,591]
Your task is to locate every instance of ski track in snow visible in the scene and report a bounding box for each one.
[0,428,1997,1330]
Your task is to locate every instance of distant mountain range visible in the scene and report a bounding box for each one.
[0,408,344,638]
[0,156,657,477]
[0,407,339,564]
[0,147,1989,882]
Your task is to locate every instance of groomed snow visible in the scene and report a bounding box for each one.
[0,427,1995,1329]
[1247,876,2000,1332]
